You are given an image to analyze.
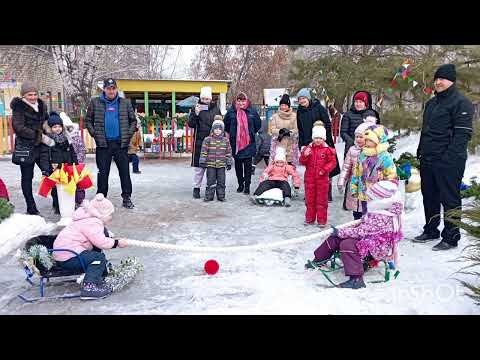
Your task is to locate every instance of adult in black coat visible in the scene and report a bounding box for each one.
[224,92,261,194]
[10,81,50,215]
[296,88,340,180]
[414,64,474,251]
[340,90,380,158]
[187,86,221,199]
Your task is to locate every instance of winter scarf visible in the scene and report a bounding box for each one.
[47,131,68,145]
[235,101,251,155]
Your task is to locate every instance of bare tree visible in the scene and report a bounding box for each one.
[191,45,290,103]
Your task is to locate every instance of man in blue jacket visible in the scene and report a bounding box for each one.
[85,78,137,209]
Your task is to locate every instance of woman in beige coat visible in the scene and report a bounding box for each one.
[268,94,299,167]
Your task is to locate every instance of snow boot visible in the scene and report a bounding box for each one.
[133,170,142,174]
[338,277,366,289]
[193,188,201,199]
[26,206,40,216]
[305,259,326,270]
[122,196,134,209]
[284,197,291,207]
[80,281,112,300]
[412,232,440,243]
[237,183,244,193]
[432,240,458,251]
[243,184,250,195]
[318,223,328,229]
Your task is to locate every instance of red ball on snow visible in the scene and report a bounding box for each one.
[204,259,219,275]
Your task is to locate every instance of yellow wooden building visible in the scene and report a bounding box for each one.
[115,79,231,116]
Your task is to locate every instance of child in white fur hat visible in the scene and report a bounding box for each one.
[299,121,337,226]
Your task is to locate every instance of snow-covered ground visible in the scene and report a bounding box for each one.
[0,133,479,314]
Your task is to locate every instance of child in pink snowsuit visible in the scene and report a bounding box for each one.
[308,180,403,289]
[53,194,128,299]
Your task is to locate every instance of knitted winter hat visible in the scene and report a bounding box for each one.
[47,111,63,128]
[365,180,398,201]
[354,122,372,136]
[200,86,213,99]
[312,124,326,140]
[211,117,224,131]
[279,94,291,107]
[362,110,378,124]
[21,81,38,96]
[434,64,456,83]
[354,91,369,108]
[236,92,248,100]
[274,146,286,162]
[84,193,114,223]
[296,88,311,100]
[364,124,389,145]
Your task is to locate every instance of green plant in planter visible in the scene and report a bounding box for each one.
[0,198,14,223]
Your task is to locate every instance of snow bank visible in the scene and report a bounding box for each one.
[0,214,58,258]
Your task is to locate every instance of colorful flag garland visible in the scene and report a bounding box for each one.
[38,163,93,198]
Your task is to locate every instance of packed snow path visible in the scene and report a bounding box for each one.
[0,133,479,314]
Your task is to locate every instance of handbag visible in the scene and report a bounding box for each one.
[12,143,36,165]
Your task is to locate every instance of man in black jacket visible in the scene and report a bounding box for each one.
[414,64,474,251]
[85,78,137,209]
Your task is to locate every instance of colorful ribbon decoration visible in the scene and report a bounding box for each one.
[38,163,93,198]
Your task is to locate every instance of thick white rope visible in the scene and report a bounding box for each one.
[125,220,361,253]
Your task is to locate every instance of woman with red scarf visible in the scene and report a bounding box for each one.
[224,92,262,195]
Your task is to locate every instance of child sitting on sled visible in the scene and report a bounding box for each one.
[252,147,301,207]
[306,180,403,289]
[53,193,128,299]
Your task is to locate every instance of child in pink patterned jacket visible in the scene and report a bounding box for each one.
[306,180,403,289]
[53,194,128,299]
[337,122,373,220]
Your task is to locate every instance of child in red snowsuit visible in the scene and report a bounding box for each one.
[300,122,337,226]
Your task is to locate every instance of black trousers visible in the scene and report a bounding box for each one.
[254,180,292,198]
[234,157,253,187]
[420,159,465,245]
[205,167,226,200]
[96,140,132,199]
[254,155,269,166]
[20,151,56,211]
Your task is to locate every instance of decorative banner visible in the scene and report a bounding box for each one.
[39,163,93,198]
[412,80,418,88]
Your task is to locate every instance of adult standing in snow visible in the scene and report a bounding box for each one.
[85,78,137,209]
[414,64,474,251]
[188,86,221,199]
[296,88,340,200]
[340,90,380,158]
[268,94,299,167]
[224,92,262,195]
[11,81,51,215]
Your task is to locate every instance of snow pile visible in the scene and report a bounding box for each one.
[0,214,58,258]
